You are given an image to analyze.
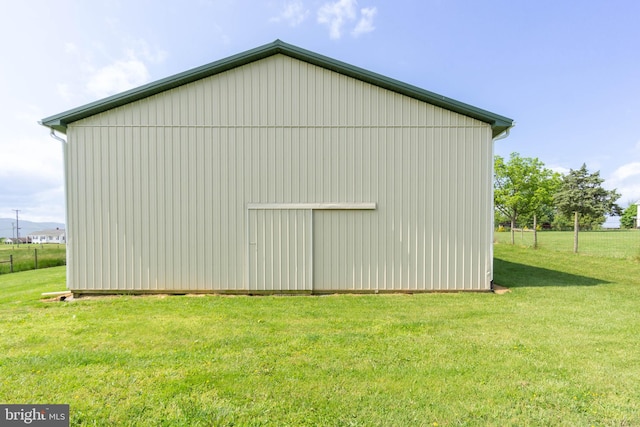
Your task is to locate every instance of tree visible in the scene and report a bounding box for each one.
[554,164,621,252]
[494,153,561,246]
[620,203,638,229]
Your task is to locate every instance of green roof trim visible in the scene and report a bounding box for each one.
[41,39,513,137]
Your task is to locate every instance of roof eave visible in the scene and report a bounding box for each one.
[38,119,67,134]
[490,119,514,139]
[40,40,286,132]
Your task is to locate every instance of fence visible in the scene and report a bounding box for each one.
[0,255,13,273]
[494,228,640,259]
[0,245,66,275]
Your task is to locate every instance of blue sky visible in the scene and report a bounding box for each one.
[1,0,639,227]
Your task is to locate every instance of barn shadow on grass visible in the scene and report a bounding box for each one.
[493,258,610,288]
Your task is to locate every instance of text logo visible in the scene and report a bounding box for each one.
[1,405,69,426]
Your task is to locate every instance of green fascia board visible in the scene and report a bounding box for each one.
[40,39,513,137]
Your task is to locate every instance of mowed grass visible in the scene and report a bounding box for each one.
[0,244,66,274]
[494,229,640,259]
[1,245,639,426]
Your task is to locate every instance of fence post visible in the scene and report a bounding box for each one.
[34,248,38,270]
[573,211,579,253]
[9,254,13,273]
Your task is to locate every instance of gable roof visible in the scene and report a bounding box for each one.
[28,229,65,237]
[40,40,513,138]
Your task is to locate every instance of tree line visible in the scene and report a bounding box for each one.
[494,153,630,252]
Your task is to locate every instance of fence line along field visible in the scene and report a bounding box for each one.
[3,230,638,275]
[494,229,640,259]
[0,244,66,274]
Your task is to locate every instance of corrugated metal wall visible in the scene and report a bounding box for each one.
[66,54,494,293]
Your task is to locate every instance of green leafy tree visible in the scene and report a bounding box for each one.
[620,203,638,229]
[554,164,621,252]
[519,200,563,231]
[494,153,561,246]
[551,214,573,231]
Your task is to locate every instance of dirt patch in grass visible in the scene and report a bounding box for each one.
[492,284,511,294]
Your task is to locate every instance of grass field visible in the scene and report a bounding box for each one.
[1,244,639,425]
[0,244,66,274]
[494,228,640,259]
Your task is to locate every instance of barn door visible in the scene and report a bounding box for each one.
[248,209,312,292]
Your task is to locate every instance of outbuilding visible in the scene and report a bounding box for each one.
[41,40,513,295]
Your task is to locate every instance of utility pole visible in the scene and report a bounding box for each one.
[13,209,20,246]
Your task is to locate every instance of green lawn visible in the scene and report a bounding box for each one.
[1,245,639,426]
[494,229,640,259]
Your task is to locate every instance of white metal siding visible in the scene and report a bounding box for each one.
[66,54,493,292]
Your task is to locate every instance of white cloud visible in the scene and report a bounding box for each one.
[317,0,378,39]
[56,83,73,101]
[605,161,640,205]
[611,162,640,182]
[318,0,357,39]
[127,39,168,64]
[0,135,63,185]
[0,133,65,223]
[58,39,167,101]
[64,42,78,55]
[548,164,570,175]
[611,181,640,206]
[352,6,377,37]
[271,1,310,26]
[86,56,150,99]
[14,105,45,126]
[84,39,167,99]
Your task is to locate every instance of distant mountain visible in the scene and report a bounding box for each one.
[0,218,65,239]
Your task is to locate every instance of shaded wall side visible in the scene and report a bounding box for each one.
[66,54,493,292]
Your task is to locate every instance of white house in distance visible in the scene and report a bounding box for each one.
[40,40,513,295]
[29,229,66,244]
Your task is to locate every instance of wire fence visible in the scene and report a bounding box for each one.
[0,255,13,273]
[0,245,66,275]
[494,229,640,259]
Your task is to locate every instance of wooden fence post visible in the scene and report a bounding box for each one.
[573,211,579,253]
[34,248,38,270]
[9,254,13,273]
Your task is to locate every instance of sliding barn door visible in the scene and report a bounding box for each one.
[248,209,312,292]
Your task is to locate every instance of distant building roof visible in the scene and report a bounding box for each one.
[28,228,65,237]
[4,237,30,243]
